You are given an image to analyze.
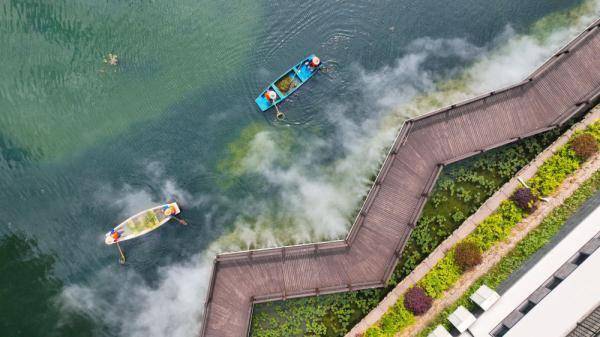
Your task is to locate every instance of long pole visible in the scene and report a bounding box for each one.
[116,242,126,265]
[274,102,284,120]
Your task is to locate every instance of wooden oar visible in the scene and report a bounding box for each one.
[116,242,126,265]
[174,216,188,226]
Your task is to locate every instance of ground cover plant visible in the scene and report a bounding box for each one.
[250,126,566,337]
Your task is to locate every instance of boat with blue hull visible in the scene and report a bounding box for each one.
[255,54,321,112]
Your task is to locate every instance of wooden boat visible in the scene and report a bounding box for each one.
[255,54,321,112]
[104,202,180,245]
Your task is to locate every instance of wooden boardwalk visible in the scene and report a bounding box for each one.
[200,18,600,337]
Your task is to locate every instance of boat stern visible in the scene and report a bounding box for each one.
[169,202,181,215]
[104,231,116,245]
[297,54,319,82]
[255,94,273,112]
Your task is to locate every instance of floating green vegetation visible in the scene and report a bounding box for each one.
[217,122,297,189]
[218,123,268,180]
[529,0,597,42]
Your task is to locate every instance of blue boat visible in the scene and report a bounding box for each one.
[255,54,321,112]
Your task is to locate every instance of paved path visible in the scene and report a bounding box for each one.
[200,19,600,337]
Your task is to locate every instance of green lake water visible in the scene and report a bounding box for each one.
[0,0,598,336]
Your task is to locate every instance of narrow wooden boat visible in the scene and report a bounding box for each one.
[104,202,180,245]
[255,54,321,112]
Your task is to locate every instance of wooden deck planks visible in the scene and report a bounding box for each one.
[200,18,600,337]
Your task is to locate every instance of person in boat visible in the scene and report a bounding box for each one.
[307,56,320,71]
[110,228,123,242]
[265,90,277,104]
[163,204,188,225]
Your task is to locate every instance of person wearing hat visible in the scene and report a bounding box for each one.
[110,228,123,242]
[265,89,277,104]
[308,56,320,71]
[163,204,187,225]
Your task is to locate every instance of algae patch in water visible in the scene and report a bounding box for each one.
[217,122,297,189]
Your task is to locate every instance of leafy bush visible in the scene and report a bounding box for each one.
[511,187,538,212]
[404,287,433,315]
[365,297,415,337]
[419,252,462,298]
[570,133,598,160]
[467,201,523,250]
[529,146,580,196]
[454,241,482,271]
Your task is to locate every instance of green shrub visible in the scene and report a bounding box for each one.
[529,146,580,196]
[365,326,384,337]
[454,241,482,271]
[419,253,461,298]
[570,133,598,160]
[365,297,415,337]
[583,121,600,141]
[380,299,415,335]
[467,201,523,250]
[251,289,384,337]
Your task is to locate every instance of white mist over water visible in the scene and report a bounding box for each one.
[60,5,600,337]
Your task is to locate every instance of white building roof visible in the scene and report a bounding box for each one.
[449,306,476,333]
[470,284,500,311]
[428,325,453,337]
[505,248,600,337]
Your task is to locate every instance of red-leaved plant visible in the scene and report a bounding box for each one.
[403,286,433,315]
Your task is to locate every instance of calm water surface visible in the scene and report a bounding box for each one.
[0,0,590,335]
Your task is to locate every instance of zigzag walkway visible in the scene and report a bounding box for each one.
[200,18,600,337]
